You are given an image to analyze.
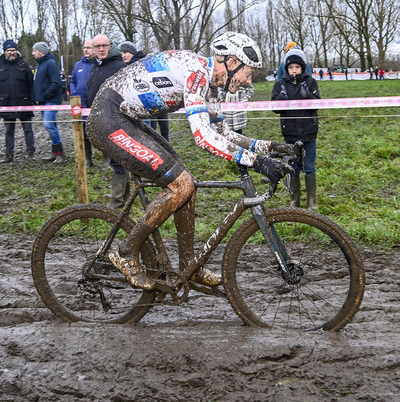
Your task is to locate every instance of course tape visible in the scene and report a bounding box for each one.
[1,96,400,116]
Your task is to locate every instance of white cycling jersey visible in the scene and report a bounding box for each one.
[97,50,260,167]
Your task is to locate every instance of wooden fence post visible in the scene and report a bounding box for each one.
[70,96,89,204]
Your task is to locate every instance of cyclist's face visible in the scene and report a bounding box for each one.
[228,63,255,93]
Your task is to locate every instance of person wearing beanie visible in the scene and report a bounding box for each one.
[118,41,147,65]
[277,41,313,80]
[32,42,66,164]
[0,39,36,163]
[271,46,321,209]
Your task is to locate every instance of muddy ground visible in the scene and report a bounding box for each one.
[1,112,400,401]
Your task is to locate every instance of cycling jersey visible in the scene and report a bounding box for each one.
[90,50,259,167]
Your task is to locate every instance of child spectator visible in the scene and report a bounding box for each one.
[271,46,321,209]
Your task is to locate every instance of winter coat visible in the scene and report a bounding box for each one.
[86,44,126,108]
[130,50,147,64]
[69,56,93,108]
[271,71,320,143]
[0,53,34,119]
[33,52,62,105]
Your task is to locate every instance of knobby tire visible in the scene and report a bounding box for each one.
[222,207,365,332]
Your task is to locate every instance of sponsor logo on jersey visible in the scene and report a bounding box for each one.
[187,70,206,94]
[138,92,169,115]
[152,76,173,88]
[133,79,150,92]
[193,129,232,160]
[142,54,171,73]
[198,57,207,67]
[109,129,163,170]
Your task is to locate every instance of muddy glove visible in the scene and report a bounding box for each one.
[252,155,295,183]
[268,141,296,158]
[300,82,311,98]
[275,85,288,100]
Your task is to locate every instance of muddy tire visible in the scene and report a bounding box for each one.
[222,207,365,332]
[31,204,157,323]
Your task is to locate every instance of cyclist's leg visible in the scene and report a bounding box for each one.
[87,89,195,289]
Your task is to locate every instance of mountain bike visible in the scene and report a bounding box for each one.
[31,158,365,332]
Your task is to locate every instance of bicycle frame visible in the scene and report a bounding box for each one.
[91,165,296,293]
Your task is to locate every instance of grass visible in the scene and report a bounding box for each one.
[1,79,400,248]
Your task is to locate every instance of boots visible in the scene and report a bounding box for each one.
[305,174,317,210]
[0,152,13,163]
[84,139,93,168]
[289,175,301,207]
[42,143,66,164]
[105,173,129,209]
[108,246,155,290]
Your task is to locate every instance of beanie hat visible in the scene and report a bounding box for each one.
[285,41,297,53]
[3,39,17,51]
[33,42,49,55]
[119,41,137,55]
[284,46,307,73]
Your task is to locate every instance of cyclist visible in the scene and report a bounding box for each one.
[87,32,294,291]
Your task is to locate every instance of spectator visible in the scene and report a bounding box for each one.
[369,67,373,80]
[277,42,312,80]
[271,46,321,209]
[69,39,95,167]
[87,34,127,208]
[319,69,323,80]
[0,39,36,163]
[60,71,68,101]
[378,68,385,80]
[344,68,348,80]
[119,41,147,65]
[327,66,333,80]
[32,42,66,164]
[218,85,254,135]
[374,67,379,80]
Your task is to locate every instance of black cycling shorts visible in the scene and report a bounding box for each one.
[87,88,185,187]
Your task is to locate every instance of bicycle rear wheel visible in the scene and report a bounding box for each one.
[222,207,365,332]
[31,204,157,323]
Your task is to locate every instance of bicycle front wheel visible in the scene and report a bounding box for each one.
[222,207,365,332]
[31,204,157,323]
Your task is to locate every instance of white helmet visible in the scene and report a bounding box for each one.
[211,31,262,69]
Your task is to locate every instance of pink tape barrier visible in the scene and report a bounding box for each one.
[1,96,400,116]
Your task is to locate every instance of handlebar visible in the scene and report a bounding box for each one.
[243,142,304,207]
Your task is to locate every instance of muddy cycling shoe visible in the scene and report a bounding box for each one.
[191,268,222,287]
[108,246,155,290]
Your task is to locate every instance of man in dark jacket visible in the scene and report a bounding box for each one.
[0,39,35,163]
[32,42,66,164]
[87,34,127,208]
[271,46,321,209]
[70,39,95,166]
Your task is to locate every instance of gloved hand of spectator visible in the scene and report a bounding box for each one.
[300,81,311,98]
[275,85,288,100]
[252,155,294,183]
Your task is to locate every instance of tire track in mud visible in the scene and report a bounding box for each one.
[1,234,400,401]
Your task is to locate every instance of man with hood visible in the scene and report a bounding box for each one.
[0,39,35,163]
[271,46,320,209]
[32,41,66,164]
[87,34,128,208]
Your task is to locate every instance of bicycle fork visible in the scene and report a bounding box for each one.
[251,204,295,282]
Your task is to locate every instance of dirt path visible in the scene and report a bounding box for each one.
[1,232,400,401]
